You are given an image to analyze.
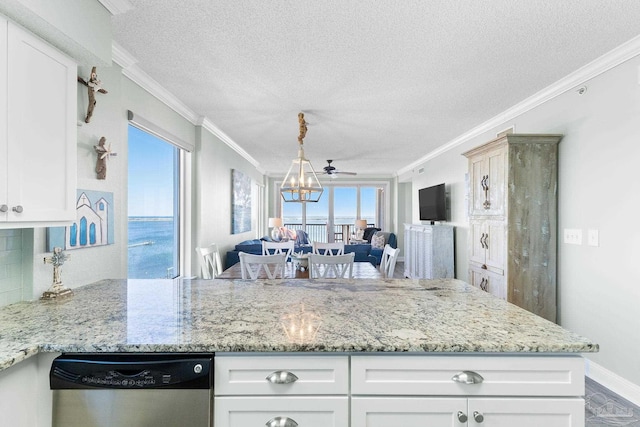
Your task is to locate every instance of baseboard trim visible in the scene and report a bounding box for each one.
[585,358,640,406]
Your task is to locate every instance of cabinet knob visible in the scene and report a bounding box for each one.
[266,370,299,384]
[451,370,484,384]
[457,411,468,423]
[12,205,23,213]
[266,416,298,427]
[473,411,485,423]
[0,204,7,213]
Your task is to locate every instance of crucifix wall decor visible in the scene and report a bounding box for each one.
[41,247,73,299]
[78,66,108,123]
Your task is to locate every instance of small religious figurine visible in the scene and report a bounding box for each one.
[94,136,116,180]
[78,66,108,123]
[41,247,73,299]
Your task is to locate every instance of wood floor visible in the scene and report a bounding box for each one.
[586,377,639,426]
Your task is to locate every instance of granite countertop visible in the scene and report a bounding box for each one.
[0,278,598,372]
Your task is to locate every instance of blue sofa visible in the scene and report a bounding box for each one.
[224,231,397,269]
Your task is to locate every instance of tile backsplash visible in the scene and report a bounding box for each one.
[0,229,24,306]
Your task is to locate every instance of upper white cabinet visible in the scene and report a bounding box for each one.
[463,134,561,322]
[0,17,77,227]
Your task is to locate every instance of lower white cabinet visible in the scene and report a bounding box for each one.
[352,397,584,427]
[214,353,586,427]
[215,397,348,427]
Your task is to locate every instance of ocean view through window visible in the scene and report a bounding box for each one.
[128,125,180,279]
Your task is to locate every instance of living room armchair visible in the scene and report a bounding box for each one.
[367,231,398,266]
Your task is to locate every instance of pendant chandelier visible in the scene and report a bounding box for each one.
[280,113,324,203]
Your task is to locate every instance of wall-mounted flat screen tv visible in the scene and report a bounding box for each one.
[419,183,446,223]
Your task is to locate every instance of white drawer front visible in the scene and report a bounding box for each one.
[215,396,349,427]
[352,397,466,427]
[215,355,349,395]
[351,355,584,396]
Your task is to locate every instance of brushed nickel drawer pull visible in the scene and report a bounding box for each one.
[266,416,298,427]
[452,370,484,384]
[266,370,299,384]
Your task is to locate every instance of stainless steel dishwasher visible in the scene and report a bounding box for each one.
[50,353,213,427]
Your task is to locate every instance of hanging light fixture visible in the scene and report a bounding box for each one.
[280,112,324,203]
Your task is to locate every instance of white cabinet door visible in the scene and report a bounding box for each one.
[4,21,76,224]
[469,146,506,217]
[469,219,505,274]
[352,397,466,427]
[468,398,585,427]
[215,396,349,427]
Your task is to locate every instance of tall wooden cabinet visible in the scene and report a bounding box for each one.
[463,134,561,322]
[404,223,454,279]
[0,16,77,227]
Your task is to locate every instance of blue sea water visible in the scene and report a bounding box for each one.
[128,217,177,279]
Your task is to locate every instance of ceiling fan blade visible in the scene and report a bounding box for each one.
[336,171,357,175]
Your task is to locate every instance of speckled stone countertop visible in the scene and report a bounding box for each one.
[0,278,597,372]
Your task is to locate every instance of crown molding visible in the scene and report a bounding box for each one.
[97,0,133,15]
[396,34,640,178]
[112,42,263,171]
[198,117,263,172]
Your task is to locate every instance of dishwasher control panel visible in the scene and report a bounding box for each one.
[50,353,213,390]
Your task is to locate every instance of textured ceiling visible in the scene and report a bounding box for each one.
[112,0,640,177]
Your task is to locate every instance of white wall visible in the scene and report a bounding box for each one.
[192,126,265,274]
[409,55,640,388]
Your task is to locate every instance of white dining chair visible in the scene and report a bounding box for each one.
[195,244,223,279]
[309,253,355,279]
[239,253,287,280]
[312,241,345,256]
[262,240,295,272]
[380,244,400,278]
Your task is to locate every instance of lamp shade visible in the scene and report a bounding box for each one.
[355,219,367,229]
[269,217,283,228]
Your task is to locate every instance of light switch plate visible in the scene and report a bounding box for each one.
[587,229,599,247]
[564,229,583,245]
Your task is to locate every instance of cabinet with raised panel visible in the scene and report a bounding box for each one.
[351,355,584,427]
[0,16,76,227]
[463,134,561,322]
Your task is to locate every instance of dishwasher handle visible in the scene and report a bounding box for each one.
[50,353,213,390]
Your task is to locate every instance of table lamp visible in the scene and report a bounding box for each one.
[269,217,283,241]
[355,219,367,240]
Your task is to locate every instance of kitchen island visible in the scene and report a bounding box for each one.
[0,278,597,426]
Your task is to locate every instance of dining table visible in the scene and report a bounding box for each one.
[217,260,384,279]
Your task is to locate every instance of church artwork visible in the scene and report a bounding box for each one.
[47,190,115,251]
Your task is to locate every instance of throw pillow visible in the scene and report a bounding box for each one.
[371,233,385,249]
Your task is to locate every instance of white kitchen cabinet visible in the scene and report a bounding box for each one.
[214,354,349,427]
[403,223,454,279]
[463,134,561,322]
[352,397,584,427]
[351,355,585,427]
[0,17,76,227]
[215,396,349,427]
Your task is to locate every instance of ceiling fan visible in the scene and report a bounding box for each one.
[321,160,357,177]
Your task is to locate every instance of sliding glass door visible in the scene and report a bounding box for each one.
[128,125,181,279]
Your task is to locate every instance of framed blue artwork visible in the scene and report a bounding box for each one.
[231,169,251,234]
[47,190,115,251]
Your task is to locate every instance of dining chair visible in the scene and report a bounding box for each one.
[239,253,287,280]
[309,253,355,279]
[379,244,400,278]
[262,240,295,272]
[195,244,223,279]
[312,241,345,256]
